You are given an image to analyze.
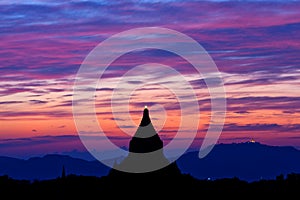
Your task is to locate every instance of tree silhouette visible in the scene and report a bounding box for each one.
[61,165,66,179]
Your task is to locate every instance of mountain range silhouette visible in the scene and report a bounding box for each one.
[2,142,300,182]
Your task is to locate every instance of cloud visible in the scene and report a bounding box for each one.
[0,88,34,96]
[50,100,73,108]
[0,101,24,105]
[190,77,224,89]
[227,96,300,112]
[0,110,72,118]
[1,0,299,80]
[223,123,300,132]
[29,100,47,104]
[118,125,136,129]
[46,88,66,92]
[62,94,73,97]
[198,96,300,113]
[226,75,298,86]
[127,80,144,84]
[96,88,114,91]
[0,135,85,158]
[0,135,77,147]
[131,102,159,108]
[234,110,250,114]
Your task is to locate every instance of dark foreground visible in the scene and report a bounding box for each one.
[1,173,300,198]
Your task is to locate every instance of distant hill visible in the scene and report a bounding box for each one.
[177,142,300,182]
[2,142,300,181]
[0,154,110,180]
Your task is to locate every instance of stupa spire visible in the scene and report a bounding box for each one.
[108,106,181,175]
[140,106,151,127]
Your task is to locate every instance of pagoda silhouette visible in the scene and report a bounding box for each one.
[108,106,181,177]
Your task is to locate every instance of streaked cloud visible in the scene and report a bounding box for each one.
[0,0,299,157]
[223,123,300,132]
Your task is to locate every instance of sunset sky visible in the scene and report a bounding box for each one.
[0,0,300,159]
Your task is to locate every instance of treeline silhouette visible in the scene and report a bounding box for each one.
[1,172,300,198]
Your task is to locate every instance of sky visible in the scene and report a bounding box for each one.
[0,0,300,159]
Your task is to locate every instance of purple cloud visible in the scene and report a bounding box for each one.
[0,101,24,105]
[223,123,300,132]
[0,110,71,118]
[198,96,300,113]
[0,88,34,96]
[29,100,47,104]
